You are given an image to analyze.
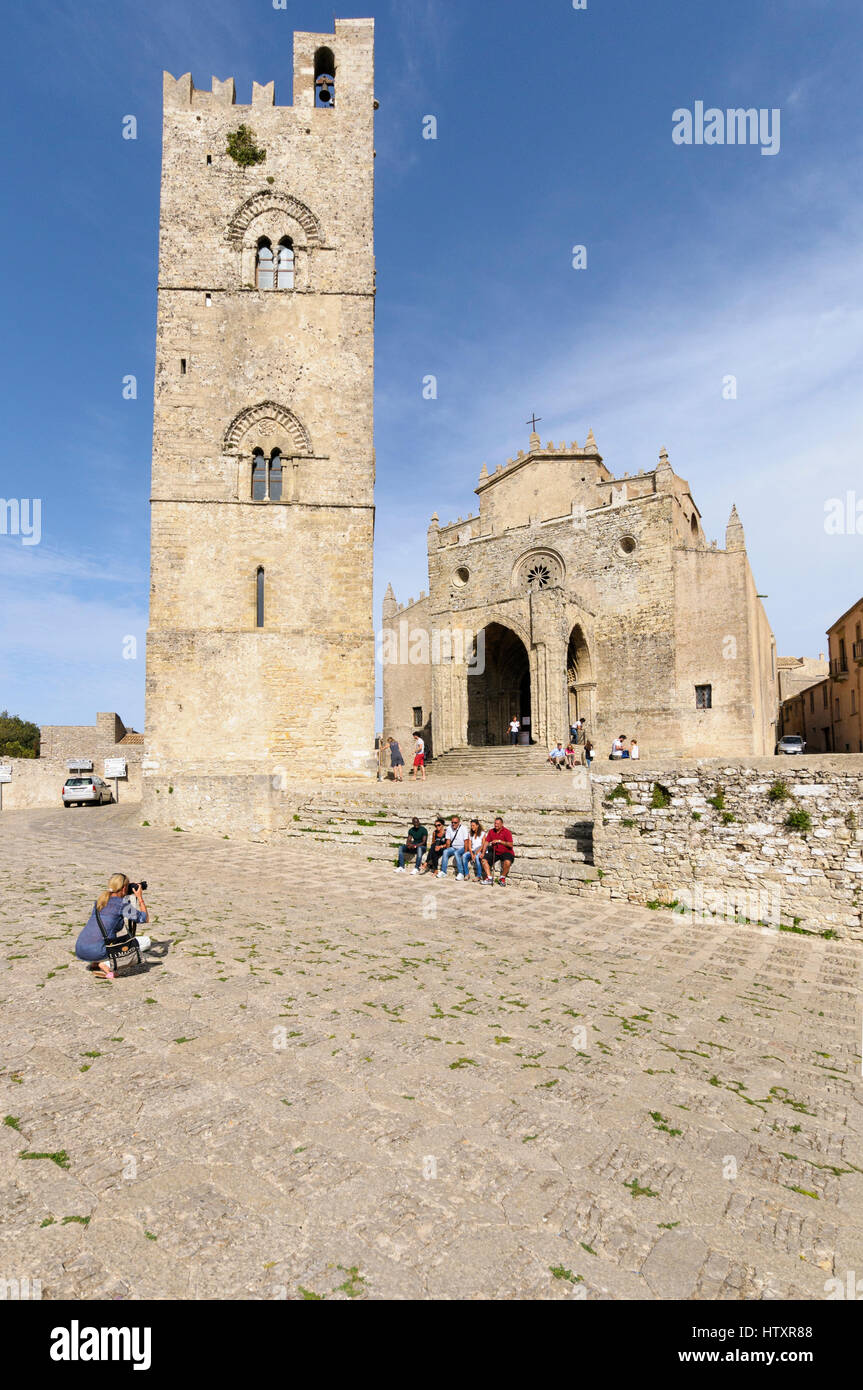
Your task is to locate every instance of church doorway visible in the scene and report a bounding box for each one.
[467,623,532,745]
[567,624,593,728]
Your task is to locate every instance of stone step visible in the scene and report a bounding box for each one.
[429,745,555,775]
[277,813,596,875]
[278,818,592,849]
[268,789,598,894]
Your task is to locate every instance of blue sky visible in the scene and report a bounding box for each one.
[1,0,861,730]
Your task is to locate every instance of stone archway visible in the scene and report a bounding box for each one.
[468,623,532,746]
[567,623,595,731]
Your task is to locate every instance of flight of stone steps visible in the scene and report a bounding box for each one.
[274,790,598,893]
[428,745,559,776]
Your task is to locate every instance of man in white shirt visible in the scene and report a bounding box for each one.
[547,742,566,770]
[440,816,470,878]
[508,716,520,746]
[611,736,623,759]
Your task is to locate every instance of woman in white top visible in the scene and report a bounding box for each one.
[465,819,487,881]
[630,739,640,759]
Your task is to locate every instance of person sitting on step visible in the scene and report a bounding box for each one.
[394,816,427,874]
[422,819,448,874]
[439,815,470,879]
[481,816,515,886]
[548,742,566,770]
[464,819,486,880]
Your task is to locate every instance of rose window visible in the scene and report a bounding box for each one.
[527,562,552,589]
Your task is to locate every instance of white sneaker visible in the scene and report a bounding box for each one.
[436,870,444,878]
[456,873,465,880]
[394,866,405,873]
[411,868,419,875]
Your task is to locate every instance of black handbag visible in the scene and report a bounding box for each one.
[94,901,142,971]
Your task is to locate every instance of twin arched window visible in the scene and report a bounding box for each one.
[255,237,295,290]
[252,449,283,502]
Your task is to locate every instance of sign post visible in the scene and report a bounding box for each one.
[0,764,11,813]
[104,758,127,803]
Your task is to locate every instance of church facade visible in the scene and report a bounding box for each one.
[145,19,377,803]
[382,430,779,760]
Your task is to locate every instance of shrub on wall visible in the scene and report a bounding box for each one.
[226,125,267,167]
[606,784,632,804]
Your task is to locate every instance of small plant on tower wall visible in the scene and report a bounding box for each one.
[226,125,266,167]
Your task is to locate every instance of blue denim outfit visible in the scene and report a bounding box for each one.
[398,842,424,870]
[75,897,146,962]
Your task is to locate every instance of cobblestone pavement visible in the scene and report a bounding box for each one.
[1,803,862,1301]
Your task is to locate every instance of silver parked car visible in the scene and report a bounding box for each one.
[62,776,114,807]
[775,734,806,755]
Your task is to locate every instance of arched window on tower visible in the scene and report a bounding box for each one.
[256,567,265,628]
[255,238,274,289]
[315,47,336,107]
[276,238,295,289]
[251,449,267,501]
[268,449,283,502]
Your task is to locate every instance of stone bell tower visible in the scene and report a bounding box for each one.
[145,19,376,807]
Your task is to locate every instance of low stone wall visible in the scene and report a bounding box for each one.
[0,759,142,810]
[591,757,863,938]
[141,770,276,837]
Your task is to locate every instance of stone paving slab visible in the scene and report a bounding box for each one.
[0,803,861,1301]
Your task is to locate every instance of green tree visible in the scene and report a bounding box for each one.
[0,711,40,757]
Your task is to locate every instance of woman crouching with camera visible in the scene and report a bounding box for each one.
[74,874,149,981]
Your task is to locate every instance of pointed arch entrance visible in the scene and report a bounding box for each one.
[567,623,594,730]
[468,623,532,746]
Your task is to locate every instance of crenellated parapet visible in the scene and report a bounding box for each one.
[163,18,375,113]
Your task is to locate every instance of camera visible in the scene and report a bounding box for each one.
[128,881,148,893]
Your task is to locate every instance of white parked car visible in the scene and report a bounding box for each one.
[62,776,114,807]
[775,734,806,755]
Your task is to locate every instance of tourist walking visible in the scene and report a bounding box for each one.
[394,817,428,873]
[387,736,405,782]
[583,739,594,768]
[508,716,520,746]
[410,732,426,780]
